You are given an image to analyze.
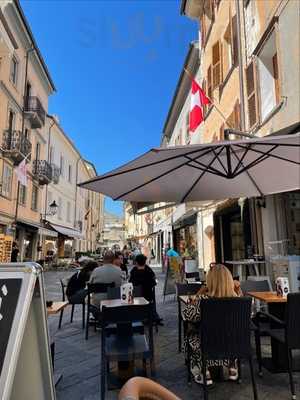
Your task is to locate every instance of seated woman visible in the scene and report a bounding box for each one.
[183,264,240,385]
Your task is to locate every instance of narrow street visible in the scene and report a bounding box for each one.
[45,269,298,400]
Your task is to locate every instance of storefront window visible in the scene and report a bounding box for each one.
[283,190,300,255]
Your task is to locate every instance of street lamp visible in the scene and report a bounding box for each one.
[48,200,58,216]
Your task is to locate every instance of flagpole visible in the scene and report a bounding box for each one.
[184,68,235,130]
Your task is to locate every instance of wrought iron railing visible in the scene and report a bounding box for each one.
[24,96,46,126]
[33,160,52,184]
[2,129,32,161]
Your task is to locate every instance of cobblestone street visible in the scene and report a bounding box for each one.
[45,269,299,400]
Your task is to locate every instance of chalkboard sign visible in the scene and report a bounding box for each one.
[0,279,22,377]
[163,256,183,298]
[0,263,55,400]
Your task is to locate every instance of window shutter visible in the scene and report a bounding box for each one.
[246,60,258,128]
[272,53,280,104]
[210,0,215,22]
[231,14,238,65]
[234,101,241,130]
[202,79,207,116]
[219,123,225,141]
[207,65,212,100]
[201,15,206,48]
[212,41,222,88]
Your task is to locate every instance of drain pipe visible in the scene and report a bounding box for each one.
[43,116,55,220]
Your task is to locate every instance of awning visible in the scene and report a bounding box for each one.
[173,209,198,230]
[38,227,58,238]
[50,224,84,239]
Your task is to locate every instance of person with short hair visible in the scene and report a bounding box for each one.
[129,254,163,325]
[89,250,122,306]
[113,251,128,278]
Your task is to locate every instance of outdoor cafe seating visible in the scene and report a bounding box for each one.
[256,292,300,400]
[85,282,115,340]
[58,278,86,330]
[185,297,258,400]
[101,303,155,400]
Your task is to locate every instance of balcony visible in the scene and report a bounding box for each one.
[24,97,46,128]
[2,129,32,165]
[33,160,52,185]
[51,164,60,184]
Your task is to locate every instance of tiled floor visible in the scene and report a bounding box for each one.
[45,269,299,400]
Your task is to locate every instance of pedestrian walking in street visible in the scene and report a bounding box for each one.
[11,242,19,262]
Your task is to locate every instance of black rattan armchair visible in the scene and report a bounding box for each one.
[186,297,257,400]
[256,292,300,400]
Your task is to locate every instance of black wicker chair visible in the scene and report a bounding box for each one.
[176,282,203,352]
[85,282,115,340]
[256,292,300,400]
[186,297,257,400]
[58,278,86,330]
[101,304,154,400]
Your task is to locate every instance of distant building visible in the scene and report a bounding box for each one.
[102,212,125,250]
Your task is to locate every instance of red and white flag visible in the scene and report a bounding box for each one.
[189,79,211,132]
[16,159,27,186]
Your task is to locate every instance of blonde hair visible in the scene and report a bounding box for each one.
[206,264,236,298]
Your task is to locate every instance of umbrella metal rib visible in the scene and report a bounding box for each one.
[113,146,217,201]
[180,146,226,203]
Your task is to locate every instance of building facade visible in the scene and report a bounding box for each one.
[102,211,125,251]
[180,0,300,273]
[0,0,56,261]
[0,0,105,262]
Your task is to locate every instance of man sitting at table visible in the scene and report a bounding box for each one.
[89,250,122,307]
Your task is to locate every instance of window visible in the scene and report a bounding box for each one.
[67,201,71,222]
[24,128,30,141]
[257,31,280,121]
[246,60,258,128]
[58,197,62,219]
[212,41,222,88]
[226,101,241,137]
[1,163,13,198]
[35,142,41,161]
[18,184,27,206]
[60,155,64,177]
[68,164,72,183]
[223,9,238,76]
[10,56,18,85]
[49,146,54,164]
[31,185,38,211]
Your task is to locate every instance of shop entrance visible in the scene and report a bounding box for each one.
[214,201,252,265]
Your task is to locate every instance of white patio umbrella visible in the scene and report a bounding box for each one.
[79,132,300,203]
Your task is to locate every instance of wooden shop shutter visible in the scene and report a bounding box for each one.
[212,40,222,88]
[246,60,258,128]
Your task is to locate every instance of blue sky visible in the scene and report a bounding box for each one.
[21,0,197,216]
